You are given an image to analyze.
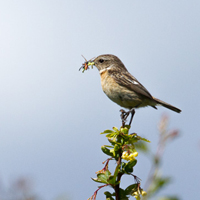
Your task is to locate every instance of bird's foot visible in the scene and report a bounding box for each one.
[120,108,135,127]
[120,109,130,127]
[129,108,135,126]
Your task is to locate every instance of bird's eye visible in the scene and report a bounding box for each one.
[99,59,104,63]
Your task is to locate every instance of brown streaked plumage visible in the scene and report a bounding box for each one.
[82,54,181,125]
[92,54,181,114]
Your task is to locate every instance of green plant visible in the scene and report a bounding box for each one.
[88,125,149,200]
[88,116,179,200]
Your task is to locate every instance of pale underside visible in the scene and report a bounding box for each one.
[100,70,156,109]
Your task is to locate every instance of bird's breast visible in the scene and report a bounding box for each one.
[100,70,143,109]
[100,70,118,94]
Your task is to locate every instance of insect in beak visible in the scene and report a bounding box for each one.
[79,55,95,73]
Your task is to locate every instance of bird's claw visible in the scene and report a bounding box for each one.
[120,109,135,127]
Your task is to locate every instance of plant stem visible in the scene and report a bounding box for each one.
[114,115,128,199]
[115,151,122,200]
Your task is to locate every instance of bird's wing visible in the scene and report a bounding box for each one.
[110,70,153,99]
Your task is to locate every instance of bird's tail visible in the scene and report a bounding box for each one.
[153,97,181,113]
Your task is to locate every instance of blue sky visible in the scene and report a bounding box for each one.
[0,0,200,199]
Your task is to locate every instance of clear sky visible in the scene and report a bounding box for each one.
[0,0,200,199]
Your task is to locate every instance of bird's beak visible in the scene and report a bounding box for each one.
[79,58,95,73]
[87,60,95,68]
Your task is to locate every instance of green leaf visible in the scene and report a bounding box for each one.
[128,134,150,144]
[108,138,117,146]
[124,160,137,173]
[112,127,119,132]
[104,191,115,200]
[106,133,117,138]
[91,177,104,183]
[92,170,112,184]
[120,127,129,135]
[119,137,124,144]
[96,171,111,184]
[114,144,120,151]
[101,146,114,157]
[107,175,118,186]
[134,141,149,153]
[113,164,120,178]
[104,145,114,148]
[104,191,113,196]
[124,184,138,195]
[119,188,129,200]
[106,196,114,200]
[111,148,115,157]
[101,130,114,134]
[140,137,151,143]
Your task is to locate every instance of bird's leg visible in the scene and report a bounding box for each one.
[120,109,131,127]
[129,108,135,126]
[120,108,135,127]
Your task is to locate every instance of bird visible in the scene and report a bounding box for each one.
[82,54,181,125]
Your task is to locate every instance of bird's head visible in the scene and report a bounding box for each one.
[80,54,127,73]
[92,54,127,73]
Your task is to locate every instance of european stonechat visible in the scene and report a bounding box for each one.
[80,54,181,125]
